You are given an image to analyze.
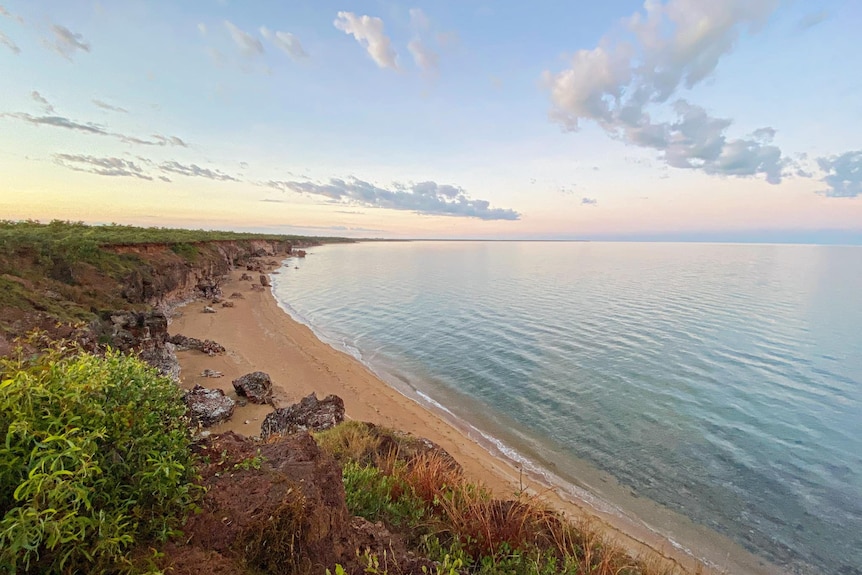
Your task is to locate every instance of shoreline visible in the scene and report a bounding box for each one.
[170,263,785,575]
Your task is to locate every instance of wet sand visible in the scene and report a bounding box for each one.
[171,265,785,575]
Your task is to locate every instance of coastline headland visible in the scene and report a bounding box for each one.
[0,222,786,574]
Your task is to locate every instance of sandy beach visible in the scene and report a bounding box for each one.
[170,264,784,575]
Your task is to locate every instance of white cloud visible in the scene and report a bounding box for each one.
[333,12,398,70]
[817,151,862,198]
[408,38,437,72]
[48,25,91,60]
[198,23,207,37]
[224,20,263,55]
[260,26,307,60]
[544,0,787,184]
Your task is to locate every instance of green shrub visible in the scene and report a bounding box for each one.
[0,344,198,573]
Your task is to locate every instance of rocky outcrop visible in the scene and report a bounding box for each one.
[261,393,345,439]
[168,334,226,356]
[231,371,273,405]
[90,310,180,380]
[259,274,270,287]
[184,385,235,427]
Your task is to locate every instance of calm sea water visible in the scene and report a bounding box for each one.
[271,242,862,575]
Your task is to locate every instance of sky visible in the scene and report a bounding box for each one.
[1,1,861,242]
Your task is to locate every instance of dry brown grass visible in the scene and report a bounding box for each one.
[317,421,691,575]
[314,421,396,467]
[237,485,309,575]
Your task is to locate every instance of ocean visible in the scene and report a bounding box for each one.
[270,241,862,575]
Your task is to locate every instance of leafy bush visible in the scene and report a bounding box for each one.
[0,344,198,573]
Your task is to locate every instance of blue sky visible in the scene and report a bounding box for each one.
[1,1,860,242]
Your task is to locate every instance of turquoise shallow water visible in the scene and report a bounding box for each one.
[271,241,862,575]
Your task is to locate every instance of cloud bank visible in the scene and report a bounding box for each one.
[545,0,788,184]
[334,12,398,70]
[267,177,519,220]
[50,153,239,183]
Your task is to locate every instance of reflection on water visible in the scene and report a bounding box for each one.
[273,242,862,575]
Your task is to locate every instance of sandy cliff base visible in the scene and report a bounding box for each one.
[171,267,784,575]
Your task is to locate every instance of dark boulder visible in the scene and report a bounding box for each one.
[184,385,235,427]
[169,334,226,356]
[259,274,270,287]
[261,393,345,439]
[232,371,273,405]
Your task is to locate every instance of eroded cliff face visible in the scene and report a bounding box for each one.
[85,240,301,378]
[0,238,305,363]
[108,239,293,308]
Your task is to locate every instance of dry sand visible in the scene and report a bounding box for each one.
[171,265,785,575]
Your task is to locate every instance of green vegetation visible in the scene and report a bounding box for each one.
[0,219,354,336]
[0,219,352,250]
[232,450,267,471]
[316,422,683,575]
[342,461,425,529]
[0,342,199,574]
